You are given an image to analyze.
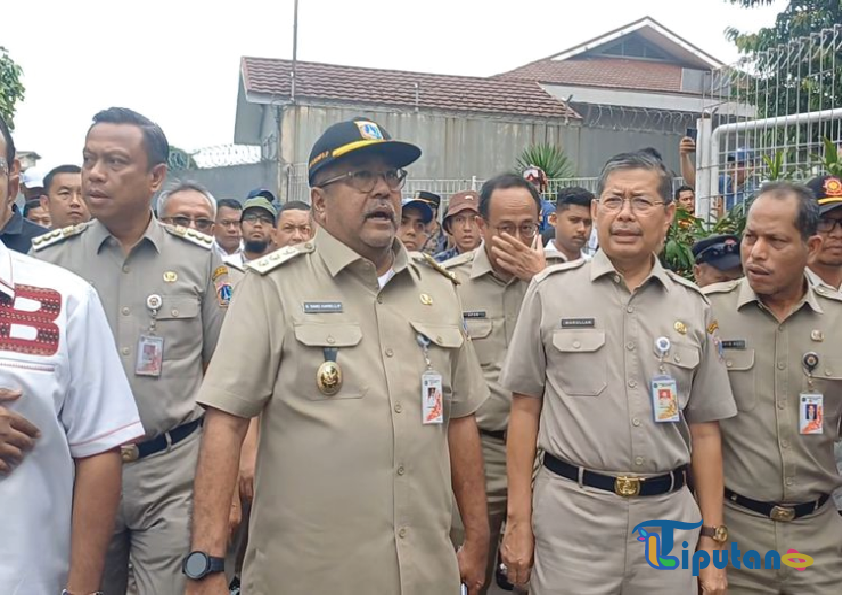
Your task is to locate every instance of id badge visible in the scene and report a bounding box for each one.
[799,393,824,435]
[651,375,680,423]
[136,334,164,378]
[422,370,444,425]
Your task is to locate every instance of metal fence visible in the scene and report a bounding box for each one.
[695,25,842,222]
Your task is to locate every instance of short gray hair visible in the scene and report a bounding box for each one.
[156,180,216,218]
[596,152,674,205]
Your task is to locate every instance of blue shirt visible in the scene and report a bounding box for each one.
[719,175,757,213]
[434,246,460,263]
[540,199,556,232]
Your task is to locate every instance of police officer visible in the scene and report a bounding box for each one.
[500,152,736,595]
[417,190,446,256]
[703,181,842,594]
[185,117,490,595]
[692,234,743,289]
[444,174,565,593]
[30,107,229,594]
[805,175,842,294]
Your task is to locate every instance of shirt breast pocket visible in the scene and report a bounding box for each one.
[292,322,368,400]
[408,321,463,402]
[662,342,700,409]
[551,329,607,397]
[804,356,842,396]
[465,319,500,366]
[155,297,201,361]
[724,348,755,412]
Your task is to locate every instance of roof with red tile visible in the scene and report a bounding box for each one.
[240,57,581,120]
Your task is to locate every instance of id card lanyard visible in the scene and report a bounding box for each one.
[417,333,444,425]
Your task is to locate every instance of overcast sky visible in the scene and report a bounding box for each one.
[6,0,782,170]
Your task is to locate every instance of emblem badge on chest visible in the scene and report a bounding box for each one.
[317,347,343,396]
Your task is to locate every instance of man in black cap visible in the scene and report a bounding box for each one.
[188,117,490,595]
[417,190,447,256]
[806,175,842,294]
[692,233,743,288]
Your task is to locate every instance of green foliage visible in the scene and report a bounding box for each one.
[515,144,576,179]
[0,47,25,131]
[168,146,199,170]
[814,137,842,177]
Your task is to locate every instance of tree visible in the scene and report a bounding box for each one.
[168,145,199,170]
[0,47,25,131]
[515,144,576,179]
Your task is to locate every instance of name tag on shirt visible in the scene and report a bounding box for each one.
[463,311,487,319]
[304,301,343,314]
[721,340,746,350]
[560,318,596,329]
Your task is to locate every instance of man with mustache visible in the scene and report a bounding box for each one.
[30,107,230,594]
[703,181,842,594]
[40,165,90,230]
[500,151,735,595]
[239,197,276,263]
[186,117,490,595]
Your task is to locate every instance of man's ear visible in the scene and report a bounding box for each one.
[7,159,20,205]
[311,187,328,225]
[548,211,557,227]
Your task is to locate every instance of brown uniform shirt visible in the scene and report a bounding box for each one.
[30,217,228,438]
[444,244,566,432]
[703,276,842,502]
[196,228,488,594]
[500,250,737,474]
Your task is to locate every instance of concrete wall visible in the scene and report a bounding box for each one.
[164,161,277,202]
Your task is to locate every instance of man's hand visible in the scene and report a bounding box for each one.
[698,546,727,595]
[185,574,229,595]
[501,518,533,587]
[490,233,547,281]
[0,387,40,474]
[457,538,488,595]
[679,136,696,156]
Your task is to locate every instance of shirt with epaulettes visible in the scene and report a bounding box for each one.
[703,275,842,502]
[195,227,488,595]
[499,250,737,475]
[443,244,567,432]
[28,217,229,438]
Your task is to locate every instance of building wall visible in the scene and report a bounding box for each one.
[163,161,276,202]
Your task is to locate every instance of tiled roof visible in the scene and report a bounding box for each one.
[241,57,581,120]
[496,57,686,93]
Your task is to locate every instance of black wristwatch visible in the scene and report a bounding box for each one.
[182,551,225,580]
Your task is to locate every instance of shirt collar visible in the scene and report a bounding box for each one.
[736,272,824,314]
[470,245,495,279]
[589,249,671,291]
[316,227,410,278]
[0,240,14,299]
[91,213,165,253]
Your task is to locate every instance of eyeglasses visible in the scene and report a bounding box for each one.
[496,223,539,237]
[242,213,274,225]
[695,242,738,264]
[317,169,407,193]
[600,196,665,214]
[817,218,842,233]
[162,216,213,232]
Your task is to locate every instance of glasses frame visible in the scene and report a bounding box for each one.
[317,168,408,193]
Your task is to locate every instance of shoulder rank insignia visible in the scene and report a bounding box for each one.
[440,250,473,269]
[813,284,842,302]
[162,224,214,249]
[247,243,314,275]
[418,252,460,284]
[665,270,706,296]
[533,258,587,285]
[700,278,741,296]
[30,223,88,251]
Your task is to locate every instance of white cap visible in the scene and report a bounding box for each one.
[21,167,47,188]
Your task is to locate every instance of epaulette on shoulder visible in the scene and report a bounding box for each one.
[227,261,245,273]
[247,243,313,275]
[30,222,89,251]
[414,252,460,284]
[813,284,842,302]
[533,258,587,285]
[665,270,705,296]
[700,278,741,296]
[162,224,214,249]
[440,250,474,270]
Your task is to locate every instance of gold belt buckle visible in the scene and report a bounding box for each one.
[121,444,139,463]
[770,505,795,522]
[614,476,642,497]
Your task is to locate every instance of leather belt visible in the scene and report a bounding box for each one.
[543,453,687,497]
[121,417,204,463]
[480,428,506,441]
[724,488,830,522]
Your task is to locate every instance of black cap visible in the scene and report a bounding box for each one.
[246,188,276,202]
[693,234,741,271]
[414,190,441,208]
[806,175,842,215]
[308,118,421,185]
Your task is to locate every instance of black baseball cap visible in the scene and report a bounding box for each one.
[414,190,441,209]
[807,175,842,215]
[693,234,741,271]
[308,118,421,185]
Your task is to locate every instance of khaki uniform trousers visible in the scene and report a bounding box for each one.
[101,429,200,594]
[725,498,842,595]
[451,432,508,593]
[531,466,701,595]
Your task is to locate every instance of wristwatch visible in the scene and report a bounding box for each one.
[182,551,225,580]
[700,525,729,543]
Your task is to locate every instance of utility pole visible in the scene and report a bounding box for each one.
[281,0,300,204]
[291,0,299,103]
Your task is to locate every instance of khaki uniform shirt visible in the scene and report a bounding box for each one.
[806,266,842,294]
[444,244,566,432]
[196,228,488,595]
[703,276,842,502]
[500,250,737,474]
[30,217,228,438]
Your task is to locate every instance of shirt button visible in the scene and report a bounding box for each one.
[726,360,734,368]
[399,528,407,539]
[394,403,402,413]
[627,306,634,313]
[674,354,681,363]
[626,342,634,351]
[377,297,383,305]
[785,478,793,486]
[628,380,637,388]
[171,309,179,317]
[397,465,405,476]
[121,307,130,316]
[572,340,581,349]
[777,362,786,370]
[635,457,644,465]
[386,348,394,357]
[778,401,786,410]
[781,440,790,449]
[632,418,641,427]
[613,275,621,283]
[122,265,130,274]
[327,336,335,344]
[778,325,785,333]
[121,347,130,355]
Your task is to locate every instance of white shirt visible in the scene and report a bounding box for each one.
[0,241,143,594]
[545,239,592,261]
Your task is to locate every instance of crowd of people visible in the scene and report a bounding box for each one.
[0,107,840,596]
